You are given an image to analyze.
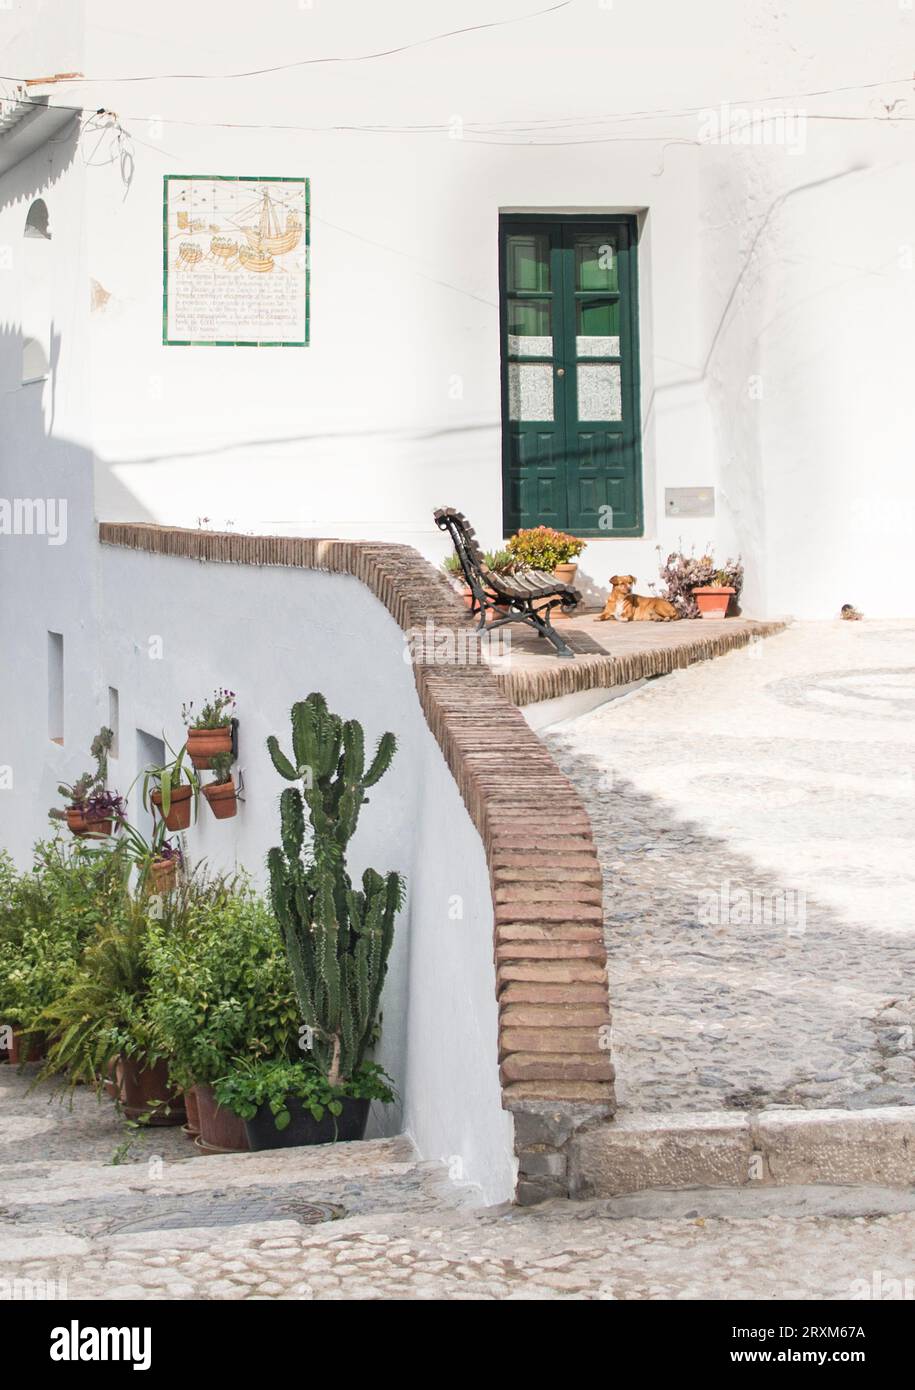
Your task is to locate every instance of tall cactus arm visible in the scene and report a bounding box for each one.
[267,847,294,932]
[267,735,298,781]
[279,787,305,861]
[364,731,397,786]
[342,720,365,783]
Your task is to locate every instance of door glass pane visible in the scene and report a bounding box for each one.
[507,234,550,292]
[576,298,620,357]
[508,299,552,357]
[575,236,618,292]
[508,363,554,421]
[578,363,621,420]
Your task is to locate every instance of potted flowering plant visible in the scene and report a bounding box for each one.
[657,546,744,619]
[202,752,238,820]
[182,689,236,769]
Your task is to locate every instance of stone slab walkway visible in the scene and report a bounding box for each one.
[4,1068,915,1300]
[545,620,915,1116]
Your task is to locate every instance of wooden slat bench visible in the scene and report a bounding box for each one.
[434,507,580,659]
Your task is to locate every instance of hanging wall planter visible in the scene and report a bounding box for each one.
[149,855,179,893]
[186,725,233,770]
[65,806,90,836]
[202,777,238,820]
[150,784,193,830]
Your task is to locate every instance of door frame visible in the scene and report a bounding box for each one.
[498,211,644,539]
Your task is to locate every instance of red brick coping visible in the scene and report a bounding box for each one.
[99,525,615,1138]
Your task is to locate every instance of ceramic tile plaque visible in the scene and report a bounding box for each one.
[163,175,310,346]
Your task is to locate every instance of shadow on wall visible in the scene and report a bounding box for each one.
[0,341,108,867]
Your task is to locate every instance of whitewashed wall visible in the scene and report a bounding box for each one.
[0,522,515,1201]
[5,0,914,617]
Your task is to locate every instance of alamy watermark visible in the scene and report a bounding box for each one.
[402,619,511,666]
[698,103,807,155]
[0,497,67,545]
[697,880,807,936]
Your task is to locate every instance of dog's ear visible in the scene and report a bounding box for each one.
[609,575,620,586]
[628,575,637,585]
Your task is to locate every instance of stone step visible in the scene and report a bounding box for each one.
[569,1106,915,1197]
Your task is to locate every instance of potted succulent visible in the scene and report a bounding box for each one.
[507,526,586,587]
[658,546,744,619]
[202,752,238,820]
[256,693,403,1150]
[182,689,236,769]
[50,727,118,836]
[693,571,738,619]
[443,550,514,613]
[141,742,199,831]
[145,878,301,1153]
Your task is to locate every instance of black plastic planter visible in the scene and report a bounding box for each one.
[244,1095,371,1151]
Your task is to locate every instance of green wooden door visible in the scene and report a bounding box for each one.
[500,215,642,537]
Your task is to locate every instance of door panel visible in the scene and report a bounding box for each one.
[500,215,642,537]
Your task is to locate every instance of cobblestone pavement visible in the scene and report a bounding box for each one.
[4,1069,915,1300]
[545,621,915,1116]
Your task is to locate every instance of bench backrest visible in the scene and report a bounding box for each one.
[433,507,491,596]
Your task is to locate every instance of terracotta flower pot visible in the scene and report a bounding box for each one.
[693,585,735,620]
[202,778,238,820]
[66,806,89,836]
[115,1055,186,1126]
[149,856,178,893]
[553,561,579,588]
[3,1029,47,1064]
[186,726,233,770]
[150,784,193,830]
[194,1082,250,1153]
[183,1085,201,1138]
[84,816,115,839]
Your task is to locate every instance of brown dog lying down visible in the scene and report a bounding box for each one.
[598,575,679,622]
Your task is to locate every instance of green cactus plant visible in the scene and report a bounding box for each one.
[266,693,403,1086]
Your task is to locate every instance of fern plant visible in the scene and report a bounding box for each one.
[266,693,404,1086]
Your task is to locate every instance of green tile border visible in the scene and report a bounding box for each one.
[162,174,310,347]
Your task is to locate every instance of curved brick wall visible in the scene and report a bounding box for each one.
[99,523,615,1200]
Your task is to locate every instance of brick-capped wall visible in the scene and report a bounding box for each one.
[99,523,615,1199]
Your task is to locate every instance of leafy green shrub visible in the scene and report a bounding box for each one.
[214,1055,395,1130]
[39,895,159,1086]
[145,877,300,1092]
[507,526,585,571]
[0,838,131,1035]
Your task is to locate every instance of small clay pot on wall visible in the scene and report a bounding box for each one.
[186,725,233,770]
[66,806,89,836]
[202,778,237,820]
[150,785,193,831]
[148,856,178,894]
